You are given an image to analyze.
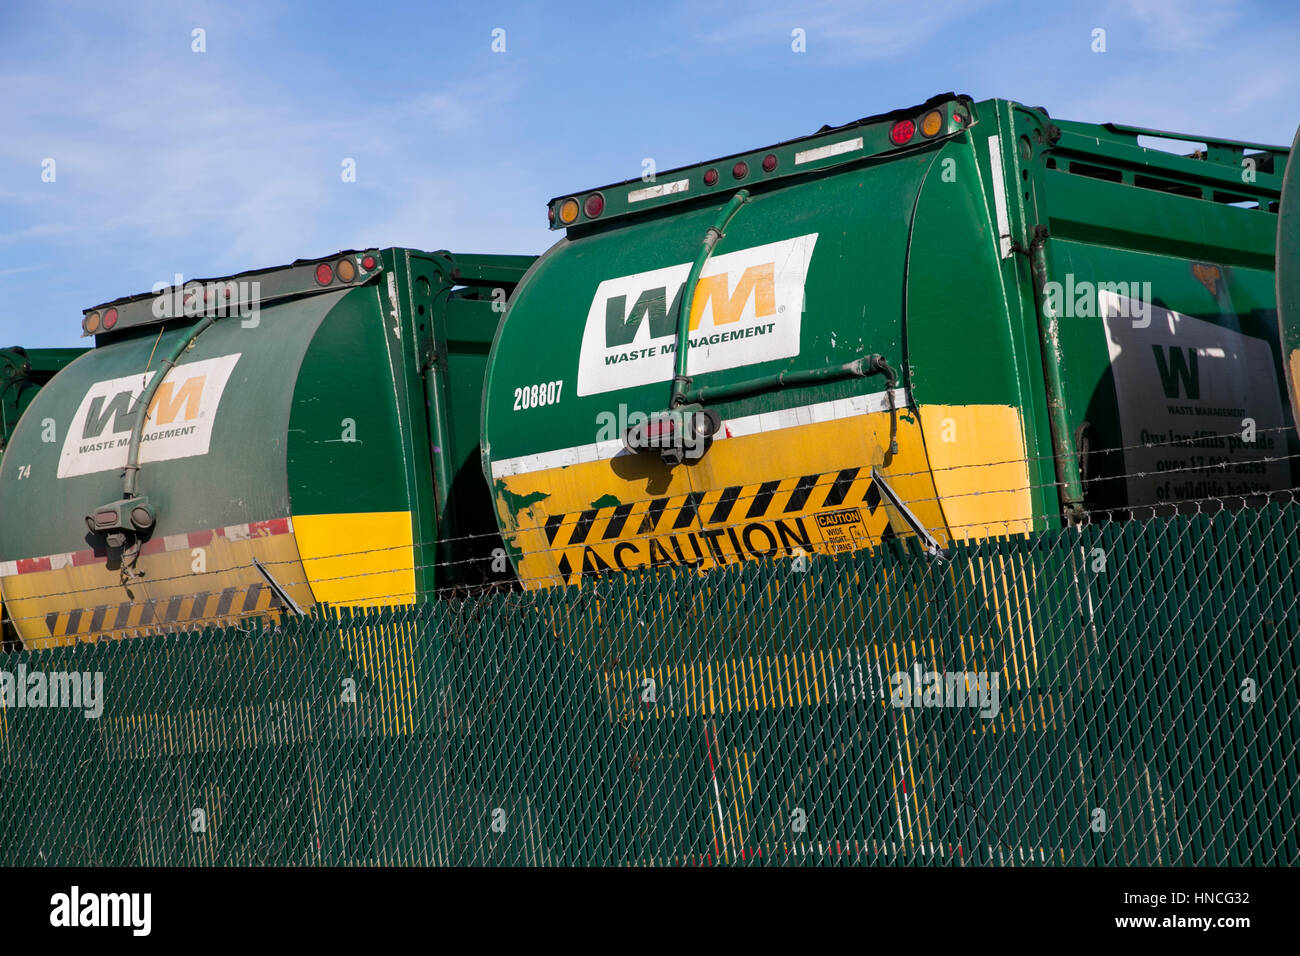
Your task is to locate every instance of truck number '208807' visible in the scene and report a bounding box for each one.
[513,380,563,410]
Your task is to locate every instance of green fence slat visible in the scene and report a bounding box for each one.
[0,503,1296,865]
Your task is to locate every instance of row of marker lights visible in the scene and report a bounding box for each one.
[83,307,118,333]
[553,193,603,226]
[551,107,952,226]
[552,155,778,226]
[315,253,377,286]
[889,109,947,146]
[84,254,380,333]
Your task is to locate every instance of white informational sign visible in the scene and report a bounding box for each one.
[1102,292,1287,508]
[576,233,818,396]
[58,353,242,478]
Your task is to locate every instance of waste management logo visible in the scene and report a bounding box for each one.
[576,233,818,396]
[1101,292,1288,505]
[58,353,241,478]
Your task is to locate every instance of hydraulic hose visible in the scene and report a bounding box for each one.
[670,189,750,408]
[123,315,217,499]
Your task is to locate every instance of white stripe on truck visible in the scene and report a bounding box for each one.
[627,179,689,203]
[987,134,1014,260]
[795,137,863,165]
[489,387,911,479]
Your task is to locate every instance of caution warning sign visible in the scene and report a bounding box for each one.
[492,400,977,589]
[526,466,896,586]
[813,508,867,555]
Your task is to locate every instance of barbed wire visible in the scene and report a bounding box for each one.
[3,468,1297,619]
[2,477,1297,634]
[7,416,1293,589]
[3,483,1294,865]
[2,462,1297,618]
[0,421,1295,630]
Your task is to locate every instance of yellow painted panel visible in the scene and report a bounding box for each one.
[294,511,415,607]
[1,531,312,650]
[1289,349,1300,427]
[917,404,1033,541]
[496,407,947,588]
[494,403,1036,588]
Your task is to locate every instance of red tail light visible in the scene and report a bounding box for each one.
[315,263,333,285]
[102,307,118,329]
[889,119,916,146]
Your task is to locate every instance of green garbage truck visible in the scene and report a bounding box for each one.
[0,249,532,647]
[482,92,1298,588]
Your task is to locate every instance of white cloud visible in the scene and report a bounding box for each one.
[0,2,526,290]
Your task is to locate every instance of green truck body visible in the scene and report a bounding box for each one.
[0,248,532,647]
[482,93,1297,587]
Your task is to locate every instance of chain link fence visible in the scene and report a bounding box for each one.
[0,498,1296,865]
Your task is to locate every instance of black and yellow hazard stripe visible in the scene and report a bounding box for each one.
[42,582,285,641]
[535,466,893,584]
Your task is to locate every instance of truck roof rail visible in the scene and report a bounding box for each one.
[1101,121,1289,159]
[78,247,538,340]
[546,92,976,232]
[80,248,388,338]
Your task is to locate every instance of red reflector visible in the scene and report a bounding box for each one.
[315,263,334,285]
[361,255,376,271]
[762,154,778,172]
[584,193,605,218]
[102,307,118,329]
[703,168,719,186]
[732,161,749,179]
[889,119,916,146]
[94,510,116,526]
[646,418,674,439]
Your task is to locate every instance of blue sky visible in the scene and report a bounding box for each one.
[2,0,1298,347]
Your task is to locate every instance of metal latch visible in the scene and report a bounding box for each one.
[870,468,948,560]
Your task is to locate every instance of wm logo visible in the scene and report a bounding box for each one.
[82,376,206,439]
[1151,345,1200,400]
[58,352,241,478]
[604,264,777,347]
[576,233,816,396]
